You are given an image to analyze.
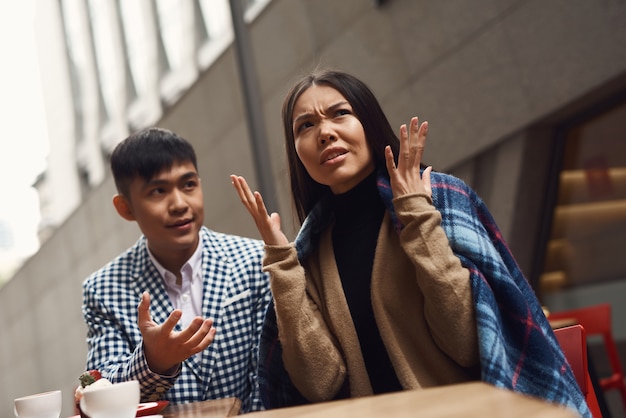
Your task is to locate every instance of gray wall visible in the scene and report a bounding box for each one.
[2,1,626,416]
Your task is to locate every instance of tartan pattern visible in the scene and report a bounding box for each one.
[259,169,590,417]
[82,226,271,413]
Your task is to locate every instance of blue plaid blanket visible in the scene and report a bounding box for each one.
[258,169,590,417]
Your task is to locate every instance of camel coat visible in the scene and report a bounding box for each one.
[263,193,480,402]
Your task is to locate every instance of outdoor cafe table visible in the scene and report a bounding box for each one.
[161,396,241,417]
[242,382,578,418]
[161,382,578,417]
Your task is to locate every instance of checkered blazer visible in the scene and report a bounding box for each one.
[82,226,271,413]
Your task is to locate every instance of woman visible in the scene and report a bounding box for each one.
[231,70,589,416]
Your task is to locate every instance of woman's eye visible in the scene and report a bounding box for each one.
[335,108,351,117]
[296,121,313,133]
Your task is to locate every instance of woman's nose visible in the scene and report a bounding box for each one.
[318,122,336,145]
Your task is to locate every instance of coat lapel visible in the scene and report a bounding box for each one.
[185,228,234,389]
[130,230,239,392]
[132,238,175,329]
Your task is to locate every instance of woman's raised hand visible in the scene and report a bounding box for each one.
[384,116,432,199]
[230,175,289,246]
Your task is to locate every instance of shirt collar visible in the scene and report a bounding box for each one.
[147,233,203,285]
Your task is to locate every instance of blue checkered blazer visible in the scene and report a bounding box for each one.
[82,226,271,413]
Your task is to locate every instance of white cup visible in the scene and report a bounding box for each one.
[14,390,62,418]
[79,380,140,418]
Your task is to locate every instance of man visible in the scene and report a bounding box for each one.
[82,127,270,412]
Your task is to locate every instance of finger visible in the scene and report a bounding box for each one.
[269,212,281,227]
[246,188,269,223]
[422,166,433,197]
[137,292,152,327]
[398,123,409,170]
[189,320,216,351]
[161,309,183,335]
[413,120,428,168]
[231,176,255,208]
[253,191,270,219]
[193,327,217,353]
[172,316,204,342]
[233,176,268,222]
[384,145,397,177]
[179,317,215,350]
[408,117,418,165]
[240,176,259,206]
[188,326,217,354]
[409,117,426,168]
[230,175,245,198]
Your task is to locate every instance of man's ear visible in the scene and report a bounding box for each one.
[113,194,136,221]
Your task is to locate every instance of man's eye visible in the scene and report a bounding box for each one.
[149,188,165,196]
[184,181,198,189]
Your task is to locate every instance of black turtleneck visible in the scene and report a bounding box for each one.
[331,170,402,394]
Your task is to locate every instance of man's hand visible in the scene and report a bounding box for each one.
[137,291,216,375]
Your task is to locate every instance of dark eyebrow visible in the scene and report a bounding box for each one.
[292,100,350,129]
[179,172,200,182]
[141,171,198,190]
[327,101,350,113]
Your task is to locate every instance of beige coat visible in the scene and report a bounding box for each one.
[263,193,480,402]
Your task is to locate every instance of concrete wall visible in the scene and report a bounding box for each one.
[2,0,626,416]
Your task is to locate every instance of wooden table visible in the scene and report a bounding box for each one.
[161,397,240,417]
[240,382,578,418]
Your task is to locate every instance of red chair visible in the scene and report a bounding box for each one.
[554,324,603,417]
[549,303,626,413]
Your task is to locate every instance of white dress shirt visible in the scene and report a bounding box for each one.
[147,236,204,329]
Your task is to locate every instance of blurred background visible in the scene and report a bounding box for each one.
[1,0,625,416]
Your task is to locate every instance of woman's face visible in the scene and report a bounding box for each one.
[291,85,375,194]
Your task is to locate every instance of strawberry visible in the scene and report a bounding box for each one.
[78,369,102,388]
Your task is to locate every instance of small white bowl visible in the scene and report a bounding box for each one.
[79,380,140,418]
[14,390,62,418]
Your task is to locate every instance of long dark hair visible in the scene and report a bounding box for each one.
[282,70,401,224]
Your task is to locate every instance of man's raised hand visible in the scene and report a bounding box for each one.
[137,291,216,375]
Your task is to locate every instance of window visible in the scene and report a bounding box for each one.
[539,96,626,294]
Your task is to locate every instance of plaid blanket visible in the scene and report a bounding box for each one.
[258,169,590,417]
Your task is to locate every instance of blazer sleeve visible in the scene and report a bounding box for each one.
[82,276,179,402]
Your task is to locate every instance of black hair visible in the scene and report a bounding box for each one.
[282,69,401,223]
[110,127,198,198]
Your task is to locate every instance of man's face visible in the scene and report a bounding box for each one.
[122,160,204,263]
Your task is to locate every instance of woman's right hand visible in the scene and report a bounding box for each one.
[230,175,289,246]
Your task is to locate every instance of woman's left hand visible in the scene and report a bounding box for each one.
[384,116,432,199]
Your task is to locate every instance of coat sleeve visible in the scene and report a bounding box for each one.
[261,244,348,403]
[257,299,311,409]
[393,192,479,367]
